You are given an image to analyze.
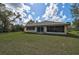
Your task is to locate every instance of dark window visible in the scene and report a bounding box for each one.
[37,26,44,32]
[47,26,64,32]
[54,26,64,32]
[27,26,35,30]
[47,26,55,32]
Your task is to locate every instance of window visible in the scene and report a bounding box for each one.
[37,26,44,32]
[54,26,64,32]
[27,26,35,30]
[47,26,55,32]
[47,26,64,32]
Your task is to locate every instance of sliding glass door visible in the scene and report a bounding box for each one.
[37,26,44,32]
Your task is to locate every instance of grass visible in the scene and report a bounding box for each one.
[68,30,79,36]
[0,32,79,55]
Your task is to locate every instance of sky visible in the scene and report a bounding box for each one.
[5,3,74,24]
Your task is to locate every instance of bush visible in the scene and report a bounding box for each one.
[11,25,24,32]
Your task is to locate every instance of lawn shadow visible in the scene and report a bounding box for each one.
[44,33,79,39]
[65,33,79,39]
[24,32,79,39]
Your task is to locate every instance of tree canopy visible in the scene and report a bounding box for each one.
[71,4,79,28]
[0,3,21,32]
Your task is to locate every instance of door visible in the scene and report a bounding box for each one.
[37,26,44,32]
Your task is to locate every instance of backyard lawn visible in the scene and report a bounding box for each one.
[0,32,79,55]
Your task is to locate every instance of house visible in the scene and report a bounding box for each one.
[24,21,69,35]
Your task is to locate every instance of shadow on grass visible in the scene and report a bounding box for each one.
[24,32,79,39]
[65,33,79,39]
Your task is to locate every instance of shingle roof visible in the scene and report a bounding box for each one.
[26,21,67,26]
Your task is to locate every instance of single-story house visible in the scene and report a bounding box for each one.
[24,21,69,35]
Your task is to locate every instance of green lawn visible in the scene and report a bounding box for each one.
[0,32,79,55]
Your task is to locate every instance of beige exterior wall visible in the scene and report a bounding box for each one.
[44,26,47,33]
[35,26,37,32]
[24,27,27,32]
[64,25,68,34]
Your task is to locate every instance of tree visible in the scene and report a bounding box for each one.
[71,3,79,28]
[27,19,35,24]
[0,3,21,32]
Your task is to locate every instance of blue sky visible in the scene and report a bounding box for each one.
[5,3,74,24]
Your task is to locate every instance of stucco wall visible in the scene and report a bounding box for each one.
[64,25,68,34]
